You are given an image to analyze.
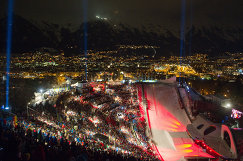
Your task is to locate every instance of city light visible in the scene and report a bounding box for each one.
[95,15,108,20]
[231,109,243,119]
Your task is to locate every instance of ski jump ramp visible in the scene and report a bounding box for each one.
[136,80,213,161]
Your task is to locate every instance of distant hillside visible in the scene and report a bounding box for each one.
[0,15,243,56]
[0,15,56,53]
[185,26,243,55]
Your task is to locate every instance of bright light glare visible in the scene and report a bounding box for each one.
[226,103,231,108]
[39,89,43,93]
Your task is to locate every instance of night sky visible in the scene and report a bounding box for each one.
[0,0,243,31]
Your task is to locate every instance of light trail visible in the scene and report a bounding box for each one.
[5,0,14,109]
[188,0,193,56]
[82,0,88,81]
[179,0,186,82]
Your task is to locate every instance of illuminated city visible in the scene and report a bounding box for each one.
[0,0,243,161]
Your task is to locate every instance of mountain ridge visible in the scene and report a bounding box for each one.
[0,15,243,57]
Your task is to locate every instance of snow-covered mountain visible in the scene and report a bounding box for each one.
[0,15,242,56]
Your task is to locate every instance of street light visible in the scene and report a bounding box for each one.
[39,89,43,93]
[225,103,231,108]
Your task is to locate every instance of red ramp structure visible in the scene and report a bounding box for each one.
[136,81,214,161]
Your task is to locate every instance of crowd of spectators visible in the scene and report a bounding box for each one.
[0,124,157,161]
[0,83,162,161]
